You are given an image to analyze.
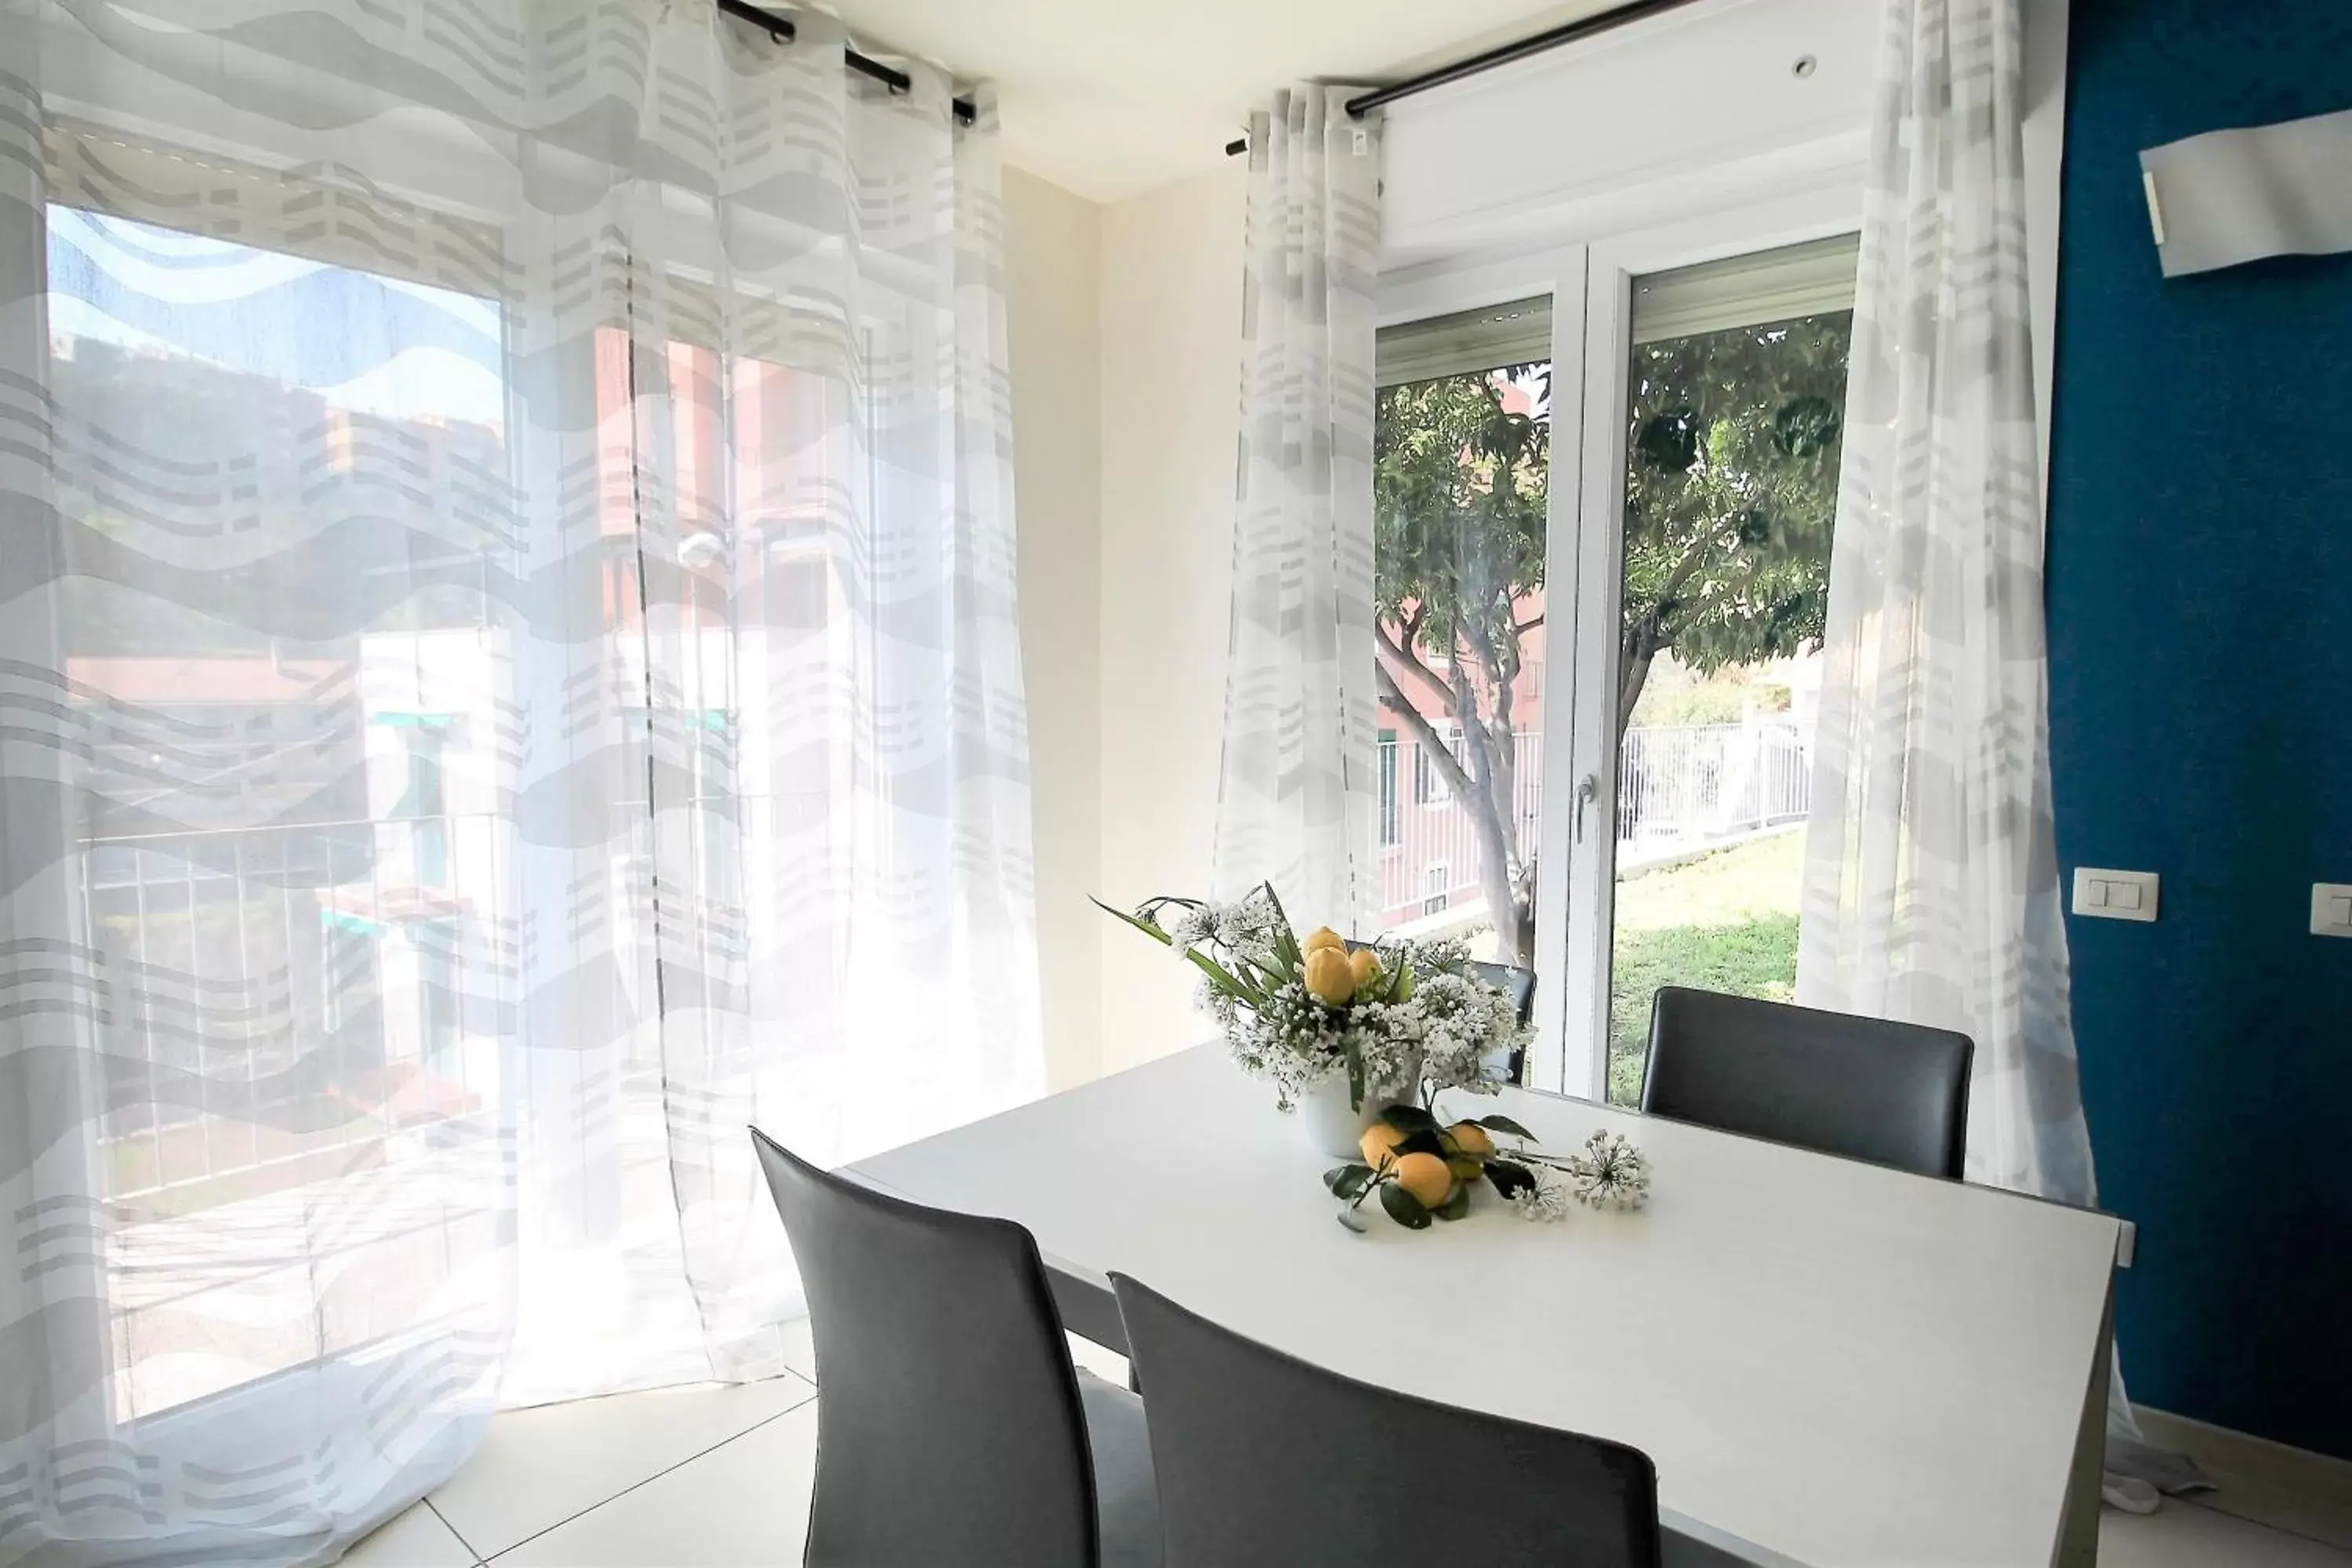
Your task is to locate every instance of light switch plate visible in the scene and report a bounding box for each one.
[2314,883,2352,938]
[2072,867,2160,923]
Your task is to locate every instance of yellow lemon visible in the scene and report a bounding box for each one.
[1359,1123,1410,1170]
[1346,948,1383,994]
[1301,925,1347,955]
[1446,1121,1496,1159]
[1390,1151,1455,1210]
[1442,1123,1494,1181]
[1303,946,1356,1006]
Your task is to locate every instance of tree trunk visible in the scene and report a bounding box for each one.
[1617,633,1658,743]
[1468,802,1528,969]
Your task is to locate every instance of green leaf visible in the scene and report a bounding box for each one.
[1323,1163,1375,1200]
[1094,897,1270,1006]
[1435,1184,1472,1221]
[1238,954,1289,990]
[1773,394,1841,459]
[1091,896,1172,946]
[1392,1129,1448,1160]
[1336,1207,1369,1234]
[1474,1114,1535,1141]
[1483,1160,1537,1200]
[1378,1182,1433,1229]
[1378,1103,1441,1135]
[1259,881,1305,971]
[1181,947,1265,1007]
[1636,405,1700,473]
[1344,1036,1366,1113]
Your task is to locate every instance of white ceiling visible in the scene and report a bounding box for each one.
[817,0,1633,202]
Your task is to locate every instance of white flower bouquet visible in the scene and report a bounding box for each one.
[1094,882,1530,1114]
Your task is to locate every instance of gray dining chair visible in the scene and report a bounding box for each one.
[1640,985,1974,1180]
[751,1128,1161,1567]
[1109,1272,1661,1568]
[1472,960,1537,1084]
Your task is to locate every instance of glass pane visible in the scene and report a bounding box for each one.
[47,205,510,1417]
[1602,292,1852,1105]
[1372,350,1550,978]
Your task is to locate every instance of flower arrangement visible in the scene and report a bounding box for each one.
[1325,1104,1652,1232]
[1094,883,1530,1113]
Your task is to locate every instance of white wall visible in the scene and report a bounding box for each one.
[1378,0,1877,270]
[1094,164,1250,1075]
[1002,158,1246,1089]
[1003,168,1105,1091]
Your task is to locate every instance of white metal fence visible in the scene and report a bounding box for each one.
[1617,720,1811,850]
[79,813,495,1208]
[1376,718,1811,929]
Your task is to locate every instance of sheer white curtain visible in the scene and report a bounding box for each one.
[0,0,1039,1560]
[1795,0,2199,1504]
[1210,87,1384,935]
[1795,0,2090,1206]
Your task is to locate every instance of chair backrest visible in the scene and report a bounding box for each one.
[750,1128,1103,1567]
[1640,986,1974,1180]
[1110,1273,1661,1568]
[1468,960,1537,1083]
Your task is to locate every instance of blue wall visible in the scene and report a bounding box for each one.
[2048,0,2352,1461]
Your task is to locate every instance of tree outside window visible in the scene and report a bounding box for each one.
[1371,310,1849,969]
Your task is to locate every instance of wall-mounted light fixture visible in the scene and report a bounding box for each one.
[2141,106,2352,278]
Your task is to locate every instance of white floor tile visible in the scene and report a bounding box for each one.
[491,1401,818,1566]
[2136,1411,2352,1552]
[388,1372,2352,1568]
[343,1501,477,1567]
[2198,1480,2352,1555]
[430,1374,814,1560]
[2102,1497,2352,1568]
[776,1314,815,1386]
[775,1315,1127,1392]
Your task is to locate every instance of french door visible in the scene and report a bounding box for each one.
[1372,222,1859,1104]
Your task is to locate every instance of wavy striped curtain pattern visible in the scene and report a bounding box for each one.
[0,2,1040,1562]
[1212,86,1384,935]
[1792,0,2090,1210]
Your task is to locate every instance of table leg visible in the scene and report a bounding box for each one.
[1044,1255,1127,1352]
[2054,1272,2118,1566]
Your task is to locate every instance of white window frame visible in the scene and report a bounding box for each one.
[1372,0,2068,1101]
[1376,186,1862,1102]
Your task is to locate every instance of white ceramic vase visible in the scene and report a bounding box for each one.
[1292,1055,1421,1160]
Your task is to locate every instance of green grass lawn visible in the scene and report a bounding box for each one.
[1606,829,1802,1105]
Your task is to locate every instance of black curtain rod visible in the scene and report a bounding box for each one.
[715,0,977,125]
[1225,0,1702,154]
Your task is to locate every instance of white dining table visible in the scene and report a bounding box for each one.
[848,1044,2123,1568]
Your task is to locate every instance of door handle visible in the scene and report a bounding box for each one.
[1573,772,1599,845]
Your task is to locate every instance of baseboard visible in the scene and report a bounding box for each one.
[2135,1407,2352,1551]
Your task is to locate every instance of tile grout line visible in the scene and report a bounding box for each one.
[423,1497,483,1566]
[472,1383,819,1564]
[2172,1491,2352,1557]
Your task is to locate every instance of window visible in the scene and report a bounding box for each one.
[1377,729,1400,846]
[44,135,511,1417]
[1374,303,1548,956]
[1412,733,1455,806]
[1422,863,1452,917]
[1595,235,1857,1105]
[1376,231,1857,1100]
[1418,862,1450,916]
